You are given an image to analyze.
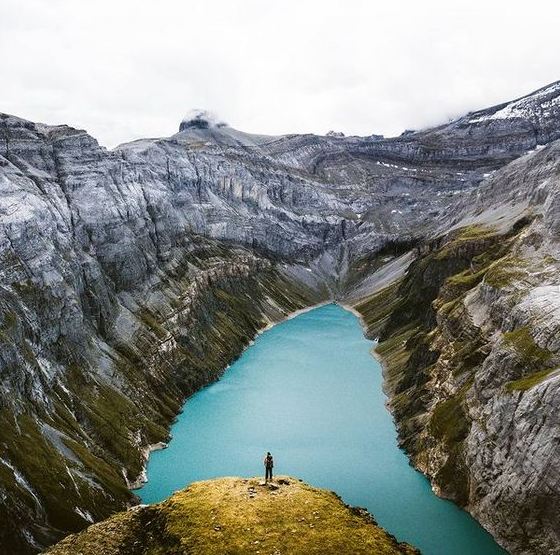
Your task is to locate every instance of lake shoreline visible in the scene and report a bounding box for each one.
[129,441,168,491]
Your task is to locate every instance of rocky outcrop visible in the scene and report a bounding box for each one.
[1,81,560,553]
[352,139,560,554]
[44,477,420,555]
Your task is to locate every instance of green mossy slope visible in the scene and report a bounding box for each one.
[353,219,546,506]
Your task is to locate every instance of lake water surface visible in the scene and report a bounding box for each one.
[138,304,506,554]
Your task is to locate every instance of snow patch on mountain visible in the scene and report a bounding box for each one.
[469,81,560,124]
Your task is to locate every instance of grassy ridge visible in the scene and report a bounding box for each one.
[46,477,419,555]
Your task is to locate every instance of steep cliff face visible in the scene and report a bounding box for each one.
[353,140,560,554]
[0,232,322,551]
[0,81,560,553]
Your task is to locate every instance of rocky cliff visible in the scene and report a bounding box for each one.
[352,139,560,554]
[1,81,560,553]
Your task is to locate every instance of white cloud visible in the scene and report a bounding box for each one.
[1,0,559,147]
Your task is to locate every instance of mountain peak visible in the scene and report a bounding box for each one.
[179,109,228,132]
[467,80,560,125]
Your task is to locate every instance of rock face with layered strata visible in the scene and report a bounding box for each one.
[1,81,560,553]
[353,138,560,554]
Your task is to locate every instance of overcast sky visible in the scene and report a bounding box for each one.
[1,0,559,148]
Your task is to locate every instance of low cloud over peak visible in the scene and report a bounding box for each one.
[179,109,228,131]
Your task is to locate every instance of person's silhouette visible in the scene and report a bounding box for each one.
[264,452,274,482]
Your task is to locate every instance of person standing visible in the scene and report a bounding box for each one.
[264,452,274,482]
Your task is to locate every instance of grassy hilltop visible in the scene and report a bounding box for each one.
[45,476,419,554]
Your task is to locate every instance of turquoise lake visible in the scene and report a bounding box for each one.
[138,303,507,554]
